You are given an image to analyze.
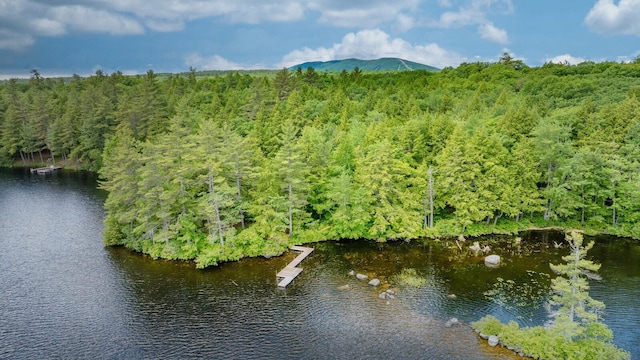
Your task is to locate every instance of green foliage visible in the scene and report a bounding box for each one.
[3,61,640,268]
[472,232,630,359]
[389,268,428,287]
[473,315,629,360]
[549,231,605,340]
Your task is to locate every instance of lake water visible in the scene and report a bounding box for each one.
[0,168,638,359]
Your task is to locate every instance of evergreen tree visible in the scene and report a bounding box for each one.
[531,117,574,220]
[273,120,309,237]
[356,139,423,240]
[548,231,606,341]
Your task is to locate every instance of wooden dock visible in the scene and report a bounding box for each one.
[30,165,62,175]
[277,245,314,288]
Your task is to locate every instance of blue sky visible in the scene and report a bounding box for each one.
[1,0,639,78]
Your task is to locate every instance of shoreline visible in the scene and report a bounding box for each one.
[5,164,636,265]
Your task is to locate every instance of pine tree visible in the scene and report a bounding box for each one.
[273,120,309,237]
[100,123,142,245]
[548,231,606,341]
[531,117,574,220]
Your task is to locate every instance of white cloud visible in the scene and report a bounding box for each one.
[429,0,513,43]
[29,18,67,37]
[308,0,420,28]
[395,14,416,32]
[145,19,185,32]
[280,29,466,69]
[430,0,513,28]
[49,6,144,35]
[0,0,307,50]
[546,54,587,65]
[585,0,640,36]
[184,53,264,71]
[0,0,513,52]
[0,29,35,51]
[102,0,306,24]
[478,22,508,44]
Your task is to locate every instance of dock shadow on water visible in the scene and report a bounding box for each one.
[1,168,638,359]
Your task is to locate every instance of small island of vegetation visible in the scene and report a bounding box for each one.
[473,231,630,359]
[1,56,640,269]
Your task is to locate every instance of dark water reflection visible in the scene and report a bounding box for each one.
[0,168,637,359]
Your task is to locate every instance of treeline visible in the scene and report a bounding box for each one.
[1,59,640,267]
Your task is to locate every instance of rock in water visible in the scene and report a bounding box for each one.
[368,278,380,286]
[488,335,499,347]
[356,273,368,280]
[445,317,459,327]
[484,254,501,266]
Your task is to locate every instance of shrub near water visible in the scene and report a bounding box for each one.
[472,316,629,359]
[390,268,428,287]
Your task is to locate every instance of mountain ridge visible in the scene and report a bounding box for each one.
[289,57,439,72]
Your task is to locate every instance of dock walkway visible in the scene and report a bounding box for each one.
[276,245,314,288]
[30,165,62,175]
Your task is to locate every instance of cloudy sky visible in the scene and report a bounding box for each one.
[1,0,639,78]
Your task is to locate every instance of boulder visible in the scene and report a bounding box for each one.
[447,293,457,299]
[378,292,388,299]
[348,270,355,276]
[368,278,381,286]
[488,335,499,347]
[356,273,368,280]
[484,254,501,266]
[445,317,459,328]
[337,284,350,290]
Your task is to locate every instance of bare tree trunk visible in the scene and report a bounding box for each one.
[611,179,616,226]
[288,182,293,236]
[236,175,245,228]
[493,211,503,226]
[209,172,224,246]
[581,186,585,223]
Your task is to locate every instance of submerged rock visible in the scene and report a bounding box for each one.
[348,270,355,276]
[368,278,380,286]
[445,317,459,327]
[484,254,501,266]
[356,273,368,280]
[337,284,350,290]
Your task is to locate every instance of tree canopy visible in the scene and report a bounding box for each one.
[1,61,640,266]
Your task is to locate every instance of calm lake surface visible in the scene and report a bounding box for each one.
[0,168,638,359]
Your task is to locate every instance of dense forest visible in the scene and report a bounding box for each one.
[1,57,640,267]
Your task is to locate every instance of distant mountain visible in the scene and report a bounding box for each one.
[289,58,439,72]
